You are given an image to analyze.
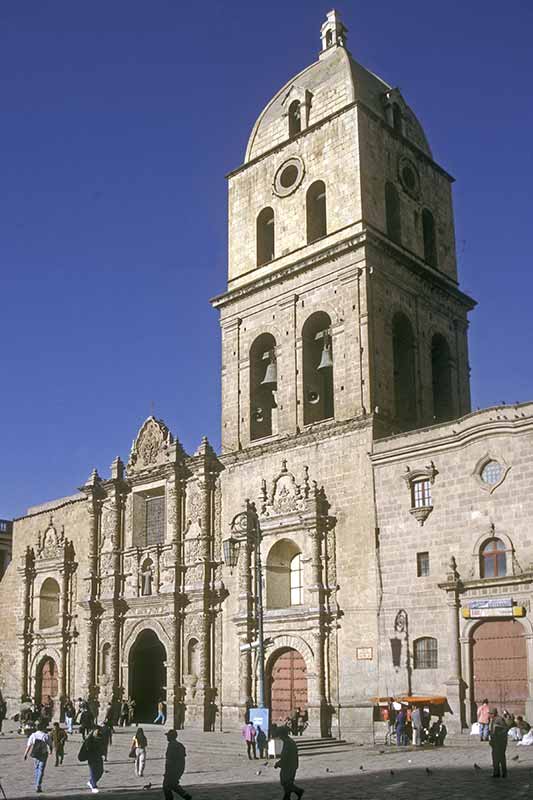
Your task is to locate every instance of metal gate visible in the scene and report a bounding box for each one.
[269,648,308,723]
[473,619,527,716]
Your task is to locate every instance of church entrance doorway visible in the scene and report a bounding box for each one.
[267,648,308,724]
[472,619,528,716]
[129,629,167,723]
[36,656,59,707]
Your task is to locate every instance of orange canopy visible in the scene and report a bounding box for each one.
[372,695,447,705]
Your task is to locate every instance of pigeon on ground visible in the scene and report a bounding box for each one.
[379,750,385,754]
[325,767,331,773]
[512,755,520,761]
[256,770,262,775]
[263,762,269,766]
[143,784,152,790]
[359,765,364,771]
[426,768,432,775]
[390,770,395,776]
[474,763,481,770]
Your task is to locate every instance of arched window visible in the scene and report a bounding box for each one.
[480,538,507,578]
[290,553,303,606]
[266,540,303,609]
[39,577,60,629]
[288,100,301,138]
[187,638,200,676]
[392,103,402,134]
[257,207,275,266]
[302,311,334,425]
[250,332,277,441]
[422,208,437,267]
[101,643,111,675]
[306,181,327,243]
[385,182,401,244]
[414,637,438,669]
[431,334,453,422]
[392,313,417,431]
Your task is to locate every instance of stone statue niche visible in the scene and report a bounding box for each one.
[140,557,154,596]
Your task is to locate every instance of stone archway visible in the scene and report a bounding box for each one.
[128,629,167,722]
[472,619,528,716]
[36,656,59,708]
[267,647,308,724]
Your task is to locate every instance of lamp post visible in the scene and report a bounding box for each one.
[223,500,266,709]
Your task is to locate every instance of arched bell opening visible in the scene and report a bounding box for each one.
[392,312,417,431]
[431,333,454,423]
[250,332,278,441]
[302,311,334,425]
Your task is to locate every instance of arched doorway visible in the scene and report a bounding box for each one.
[36,657,59,707]
[473,619,528,716]
[267,648,308,724]
[129,629,167,722]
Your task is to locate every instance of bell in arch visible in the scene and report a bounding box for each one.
[317,333,333,371]
[261,351,277,386]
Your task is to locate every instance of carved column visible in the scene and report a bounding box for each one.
[238,533,254,709]
[167,472,184,727]
[84,489,102,699]
[20,547,35,699]
[308,522,327,736]
[440,559,464,733]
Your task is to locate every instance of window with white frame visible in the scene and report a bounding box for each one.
[290,553,303,606]
[412,479,432,508]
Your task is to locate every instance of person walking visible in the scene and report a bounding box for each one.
[119,699,130,727]
[489,709,508,778]
[51,721,67,766]
[79,705,94,740]
[395,707,407,746]
[477,698,490,742]
[154,699,167,725]
[129,699,137,726]
[101,719,113,761]
[163,728,192,800]
[0,691,7,735]
[83,725,106,794]
[275,726,304,800]
[131,727,148,777]
[23,720,52,794]
[411,706,422,746]
[256,725,268,759]
[242,720,257,759]
[64,698,75,735]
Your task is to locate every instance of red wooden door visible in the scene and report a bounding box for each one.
[270,649,308,723]
[39,658,59,704]
[473,620,527,716]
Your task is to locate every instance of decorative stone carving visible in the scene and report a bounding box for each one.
[37,518,66,560]
[259,460,309,517]
[127,416,173,472]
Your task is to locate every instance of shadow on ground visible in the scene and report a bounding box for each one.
[9,765,533,800]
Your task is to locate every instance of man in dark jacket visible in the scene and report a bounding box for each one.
[489,708,508,778]
[275,727,304,800]
[163,729,192,800]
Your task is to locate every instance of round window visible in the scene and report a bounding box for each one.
[273,157,305,197]
[398,156,420,198]
[481,460,503,485]
[279,164,299,189]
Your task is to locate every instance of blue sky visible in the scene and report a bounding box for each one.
[1,1,532,519]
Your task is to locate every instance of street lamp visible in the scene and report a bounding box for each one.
[223,501,266,712]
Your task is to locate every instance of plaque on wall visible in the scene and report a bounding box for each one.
[356,647,373,661]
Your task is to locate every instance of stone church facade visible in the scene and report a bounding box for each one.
[1,11,533,740]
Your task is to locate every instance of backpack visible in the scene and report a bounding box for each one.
[30,738,48,760]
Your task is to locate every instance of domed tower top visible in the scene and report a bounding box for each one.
[244,10,431,164]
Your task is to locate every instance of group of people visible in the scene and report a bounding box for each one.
[384,699,447,747]
[476,699,533,778]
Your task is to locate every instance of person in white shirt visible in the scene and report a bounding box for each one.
[23,721,52,794]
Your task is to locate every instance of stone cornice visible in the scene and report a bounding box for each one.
[371,404,533,466]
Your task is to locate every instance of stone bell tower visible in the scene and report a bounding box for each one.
[212,10,475,738]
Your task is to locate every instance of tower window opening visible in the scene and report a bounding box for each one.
[302,311,334,425]
[392,103,402,134]
[257,207,275,266]
[392,312,417,431]
[288,100,301,138]
[306,180,327,243]
[250,332,278,441]
[385,182,402,244]
[422,208,437,267]
[431,334,454,422]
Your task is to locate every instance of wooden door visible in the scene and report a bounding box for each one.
[473,619,527,716]
[38,658,59,704]
[269,649,308,723]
